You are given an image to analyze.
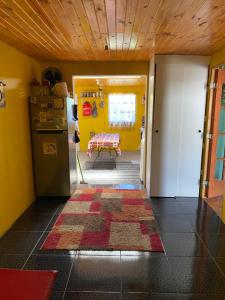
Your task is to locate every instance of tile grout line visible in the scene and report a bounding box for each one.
[155,197,225,294]
[9,230,47,233]
[151,196,225,295]
[21,209,60,269]
[65,290,121,293]
[163,252,179,295]
[120,252,122,300]
[197,232,225,280]
[20,231,46,269]
[61,252,77,300]
[153,199,187,296]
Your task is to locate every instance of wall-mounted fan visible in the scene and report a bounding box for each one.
[41,67,62,88]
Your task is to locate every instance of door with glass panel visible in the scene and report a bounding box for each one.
[207,69,225,197]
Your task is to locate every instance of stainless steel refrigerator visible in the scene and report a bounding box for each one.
[29,96,76,197]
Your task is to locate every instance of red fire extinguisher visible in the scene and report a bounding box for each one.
[82,101,92,116]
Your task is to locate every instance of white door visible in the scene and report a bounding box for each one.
[176,65,208,196]
[151,62,208,197]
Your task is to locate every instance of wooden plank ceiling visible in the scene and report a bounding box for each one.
[74,76,147,86]
[1,0,225,61]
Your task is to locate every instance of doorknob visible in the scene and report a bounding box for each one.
[198,130,202,133]
[155,130,159,133]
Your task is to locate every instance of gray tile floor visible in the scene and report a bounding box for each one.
[0,186,225,299]
[77,151,141,185]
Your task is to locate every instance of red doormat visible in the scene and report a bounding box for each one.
[41,188,164,252]
[0,268,57,300]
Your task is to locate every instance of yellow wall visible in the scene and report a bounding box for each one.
[0,40,40,237]
[211,48,225,67]
[76,85,146,151]
[40,61,149,92]
[40,61,148,151]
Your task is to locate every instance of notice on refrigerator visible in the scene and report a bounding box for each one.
[42,139,57,156]
[54,98,64,109]
[39,111,47,122]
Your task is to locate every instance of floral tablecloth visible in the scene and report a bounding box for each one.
[87,133,121,157]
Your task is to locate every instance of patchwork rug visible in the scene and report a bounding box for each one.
[41,188,164,252]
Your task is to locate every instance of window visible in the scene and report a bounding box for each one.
[108,93,136,128]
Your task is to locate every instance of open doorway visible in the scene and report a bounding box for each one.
[201,67,225,218]
[73,75,147,187]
